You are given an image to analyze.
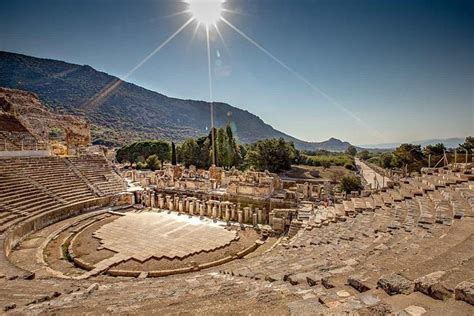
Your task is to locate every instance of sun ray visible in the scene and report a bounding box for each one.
[214,23,230,56]
[159,10,190,20]
[186,20,202,52]
[83,17,194,110]
[206,25,216,165]
[222,8,251,17]
[220,17,383,140]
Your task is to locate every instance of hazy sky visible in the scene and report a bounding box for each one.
[1,0,472,145]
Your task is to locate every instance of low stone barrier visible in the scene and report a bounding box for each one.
[2,196,114,277]
[73,257,94,271]
[106,240,264,278]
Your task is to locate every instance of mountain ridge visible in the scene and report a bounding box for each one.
[359,137,466,150]
[0,50,353,151]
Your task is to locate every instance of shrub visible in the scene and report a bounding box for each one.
[339,174,363,193]
[344,162,354,170]
[146,154,161,171]
[136,161,148,170]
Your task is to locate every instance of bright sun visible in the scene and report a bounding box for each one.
[187,0,225,26]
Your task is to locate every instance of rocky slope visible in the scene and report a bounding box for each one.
[0,51,352,151]
[0,87,90,146]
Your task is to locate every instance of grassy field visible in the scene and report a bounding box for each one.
[300,153,355,169]
[281,165,354,183]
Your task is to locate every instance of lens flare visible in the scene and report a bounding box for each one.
[186,0,224,26]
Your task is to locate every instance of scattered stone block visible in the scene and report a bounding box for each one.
[414,271,452,300]
[329,265,354,275]
[336,290,351,298]
[265,273,283,282]
[321,277,335,289]
[287,298,327,315]
[287,274,306,286]
[283,273,294,282]
[306,274,322,287]
[3,303,16,312]
[343,258,358,266]
[396,305,426,316]
[347,274,371,292]
[455,281,474,305]
[360,301,392,315]
[377,273,414,295]
[429,283,453,301]
[85,283,99,295]
[359,293,381,306]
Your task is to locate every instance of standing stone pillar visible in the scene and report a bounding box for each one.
[151,192,156,208]
[158,195,164,209]
[173,196,179,211]
[189,200,195,215]
[231,204,237,221]
[200,203,205,217]
[185,198,190,213]
[244,207,251,223]
[225,204,230,221]
[207,201,212,217]
[257,208,263,224]
[269,211,275,226]
[178,199,184,213]
[166,196,172,210]
[238,210,243,224]
[212,204,218,219]
[217,202,222,219]
[252,213,258,226]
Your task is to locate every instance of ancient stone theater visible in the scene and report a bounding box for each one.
[0,88,473,314]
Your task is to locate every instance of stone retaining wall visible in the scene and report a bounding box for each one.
[3,196,114,271]
[106,240,263,278]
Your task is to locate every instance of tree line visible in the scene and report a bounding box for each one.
[357,136,473,173]
[115,125,299,173]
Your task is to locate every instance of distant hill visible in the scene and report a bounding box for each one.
[360,137,466,150]
[0,51,353,151]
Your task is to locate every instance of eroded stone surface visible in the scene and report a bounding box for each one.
[377,273,414,295]
[455,281,474,305]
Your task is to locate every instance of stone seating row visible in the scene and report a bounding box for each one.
[0,155,125,233]
[67,156,125,196]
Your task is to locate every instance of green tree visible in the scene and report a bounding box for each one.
[216,127,227,167]
[245,138,297,173]
[115,140,170,167]
[339,174,363,193]
[423,143,446,156]
[345,145,357,157]
[379,153,393,169]
[146,155,161,171]
[393,144,424,166]
[171,142,177,165]
[321,160,331,169]
[178,138,201,167]
[358,150,370,160]
[459,136,474,153]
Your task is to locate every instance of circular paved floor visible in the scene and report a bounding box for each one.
[93,212,237,262]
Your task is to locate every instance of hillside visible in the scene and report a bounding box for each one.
[0,51,352,151]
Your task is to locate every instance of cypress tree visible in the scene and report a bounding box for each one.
[171,142,177,165]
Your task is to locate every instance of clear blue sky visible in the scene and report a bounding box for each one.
[1,0,472,145]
